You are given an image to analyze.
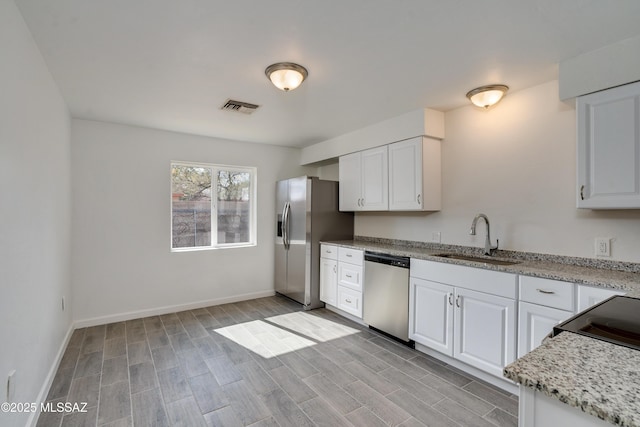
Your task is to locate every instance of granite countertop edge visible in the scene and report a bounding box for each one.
[503,332,640,427]
[321,238,640,295]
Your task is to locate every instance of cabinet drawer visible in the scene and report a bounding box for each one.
[338,263,363,291]
[320,244,338,260]
[337,286,362,318]
[338,247,363,266]
[520,276,574,311]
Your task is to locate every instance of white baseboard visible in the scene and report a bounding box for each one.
[414,342,519,395]
[27,323,75,427]
[324,303,367,326]
[74,290,276,328]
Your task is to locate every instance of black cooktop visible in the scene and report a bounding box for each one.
[553,295,640,351]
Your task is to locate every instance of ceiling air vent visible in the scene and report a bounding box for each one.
[220,99,260,115]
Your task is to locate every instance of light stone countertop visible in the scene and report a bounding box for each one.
[503,332,640,427]
[323,237,640,426]
[323,238,640,296]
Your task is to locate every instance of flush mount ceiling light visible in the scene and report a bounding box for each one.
[265,62,308,92]
[466,84,509,109]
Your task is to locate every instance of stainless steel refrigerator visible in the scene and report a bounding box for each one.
[275,176,354,309]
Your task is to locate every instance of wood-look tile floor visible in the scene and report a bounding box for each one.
[37,296,518,427]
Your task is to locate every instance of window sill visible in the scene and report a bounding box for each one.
[171,242,256,253]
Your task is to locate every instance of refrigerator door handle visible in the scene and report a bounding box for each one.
[283,202,291,250]
[280,202,288,248]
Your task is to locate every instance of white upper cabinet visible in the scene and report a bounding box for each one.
[361,147,389,210]
[339,146,388,211]
[388,137,441,211]
[577,81,640,209]
[338,152,362,211]
[339,137,441,212]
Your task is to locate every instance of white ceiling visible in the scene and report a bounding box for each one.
[15,0,640,147]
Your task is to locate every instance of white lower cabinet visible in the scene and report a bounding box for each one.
[518,302,573,358]
[576,284,625,312]
[409,259,517,379]
[517,276,575,357]
[320,246,364,318]
[319,244,338,306]
[454,288,517,378]
[319,257,338,306]
[409,278,453,355]
[519,386,611,427]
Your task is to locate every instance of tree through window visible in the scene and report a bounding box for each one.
[171,162,256,250]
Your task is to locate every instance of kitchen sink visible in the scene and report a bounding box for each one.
[433,253,521,266]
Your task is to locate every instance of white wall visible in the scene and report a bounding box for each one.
[355,80,640,262]
[0,1,72,426]
[559,34,640,100]
[71,119,315,324]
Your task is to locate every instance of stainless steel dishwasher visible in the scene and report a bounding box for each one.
[363,252,414,347]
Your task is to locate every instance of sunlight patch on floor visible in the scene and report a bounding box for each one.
[212,311,361,358]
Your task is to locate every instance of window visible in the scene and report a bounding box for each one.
[171,161,256,250]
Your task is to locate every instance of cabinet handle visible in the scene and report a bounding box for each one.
[333,265,337,273]
[455,295,461,308]
[417,194,421,204]
[346,254,352,258]
[345,274,352,278]
[326,249,332,254]
[580,185,585,200]
[536,289,556,295]
[345,298,352,304]
[448,293,453,306]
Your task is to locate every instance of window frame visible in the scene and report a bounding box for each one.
[170,160,257,252]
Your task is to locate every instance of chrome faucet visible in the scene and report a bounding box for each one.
[470,213,498,256]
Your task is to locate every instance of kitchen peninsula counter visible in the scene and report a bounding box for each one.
[504,331,640,427]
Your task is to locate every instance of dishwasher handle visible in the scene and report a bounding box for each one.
[364,252,410,269]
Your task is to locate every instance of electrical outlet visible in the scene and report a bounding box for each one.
[431,232,441,243]
[595,237,611,257]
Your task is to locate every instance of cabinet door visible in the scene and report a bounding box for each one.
[389,137,422,210]
[360,146,388,211]
[409,278,454,356]
[576,285,625,312]
[339,152,362,211]
[454,288,516,377]
[577,81,640,209]
[518,302,573,357]
[320,258,338,306]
